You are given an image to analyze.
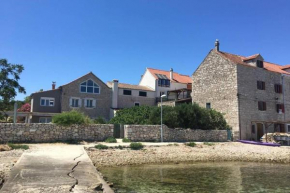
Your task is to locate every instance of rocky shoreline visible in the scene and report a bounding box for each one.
[0,148,23,189]
[87,142,290,168]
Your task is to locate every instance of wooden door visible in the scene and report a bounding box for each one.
[257,123,264,141]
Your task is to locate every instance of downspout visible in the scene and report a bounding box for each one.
[282,74,286,122]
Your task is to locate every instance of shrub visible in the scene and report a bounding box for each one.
[116,145,125,149]
[109,103,229,130]
[130,142,144,150]
[95,144,109,150]
[185,142,196,147]
[8,143,29,150]
[52,110,89,126]
[122,138,131,143]
[94,116,107,124]
[105,137,117,143]
[204,142,215,146]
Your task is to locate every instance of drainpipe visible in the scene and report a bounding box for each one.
[282,74,286,122]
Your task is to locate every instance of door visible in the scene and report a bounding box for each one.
[257,123,264,141]
[114,124,120,138]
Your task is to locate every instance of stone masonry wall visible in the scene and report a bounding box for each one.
[124,125,227,142]
[0,123,114,143]
[192,50,240,140]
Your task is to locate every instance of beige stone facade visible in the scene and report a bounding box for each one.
[192,44,290,141]
[61,73,112,120]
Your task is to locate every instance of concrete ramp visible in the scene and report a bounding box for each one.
[0,144,113,193]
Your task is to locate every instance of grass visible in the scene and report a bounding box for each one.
[105,137,117,143]
[95,144,109,150]
[204,142,215,146]
[185,142,196,147]
[167,143,179,146]
[130,142,144,150]
[122,138,131,143]
[7,143,29,150]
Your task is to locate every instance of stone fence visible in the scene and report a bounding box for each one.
[0,123,114,143]
[124,125,228,142]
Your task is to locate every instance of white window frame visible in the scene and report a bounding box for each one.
[39,117,52,123]
[40,97,55,107]
[80,79,100,94]
[84,98,96,109]
[70,97,81,108]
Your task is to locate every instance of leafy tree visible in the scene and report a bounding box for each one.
[0,59,26,119]
[24,96,31,104]
[52,110,92,126]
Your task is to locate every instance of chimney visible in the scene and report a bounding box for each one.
[112,80,119,109]
[215,39,220,51]
[170,68,173,80]
[52,81,56,90]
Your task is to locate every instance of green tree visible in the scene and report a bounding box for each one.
[0,59,26,119]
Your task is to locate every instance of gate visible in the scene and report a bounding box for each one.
[227,129,232,141]
[114,124,124,138]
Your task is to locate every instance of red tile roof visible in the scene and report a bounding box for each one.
[242,54,260,61]
[107,82,154,91]
[217,51,290,75]
[147,68,191,84]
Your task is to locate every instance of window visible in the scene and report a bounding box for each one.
[160,92,165,97]
[274,124,285,132]
[258,101,266,111]
[123,90,132,95]
[276,104,285,113]
[158,79,170,87]
[85,99,96,108]
[139,91,147,97]
[287,125,290,133]
[274,84,282,93]
[39,117,52,123]
[134,102,140,106]
[80,79,100,94]
[257,81,265,90]
[257,60,264,68]
[40,97,55,106]
[206,103,211,109]
[70,98,80,108]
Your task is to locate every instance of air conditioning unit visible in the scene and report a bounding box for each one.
[279,109,283,114]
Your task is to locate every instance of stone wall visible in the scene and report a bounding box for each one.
[0,123,114,143]
[192,50,240,140]
[124,125,227,142]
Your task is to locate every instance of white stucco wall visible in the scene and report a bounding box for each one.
[139,69,156,90]
[118,88,155,98]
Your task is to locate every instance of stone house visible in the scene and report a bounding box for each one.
[30,72,112,123]
[192,40,290,140]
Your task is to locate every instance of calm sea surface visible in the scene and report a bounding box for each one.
[100,162,290,193]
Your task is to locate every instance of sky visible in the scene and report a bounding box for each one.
[1,0,290,101]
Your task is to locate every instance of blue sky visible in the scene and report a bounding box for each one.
[1,0,290,100]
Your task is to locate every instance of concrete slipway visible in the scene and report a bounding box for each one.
[0,144,113,193]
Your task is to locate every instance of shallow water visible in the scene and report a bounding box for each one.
[100,162,290,193]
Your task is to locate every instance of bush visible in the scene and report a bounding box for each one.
[109,103,229,130]
[122,138,131,143]
[204,142,215,146]
[8,143,29,150]
[105,137,117,143]
[130,142,144,150]
[185,142,196,147]
[52,110,91,126]
[94,116,107,124]
[95,144,108,149]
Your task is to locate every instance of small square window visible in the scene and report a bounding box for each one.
[81,86,86,92]
[87,87,93,93]
[257,60,264,68]
[139,91,147,97]
[135,102,140,106]
[206,103,211,109]
[123,90,132,95]
[258,101,266,111]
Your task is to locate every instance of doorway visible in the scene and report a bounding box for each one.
[257,123,264,141]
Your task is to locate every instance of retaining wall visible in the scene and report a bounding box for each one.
[0,123,114,143]
[124,125,227,142]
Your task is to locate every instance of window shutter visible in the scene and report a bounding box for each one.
[79,99,82,107]
[84,99,87,107]
[264,102,266,111]
[282,104,285,113]
[93,100,96,108]
[69,98,73,107]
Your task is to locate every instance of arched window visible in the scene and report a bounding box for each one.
[80,79,100,94]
